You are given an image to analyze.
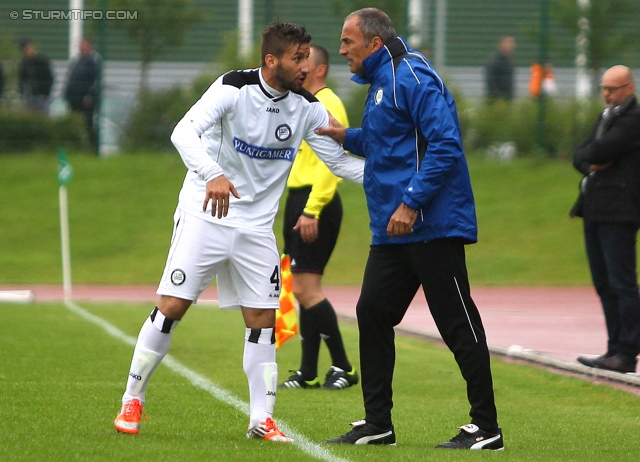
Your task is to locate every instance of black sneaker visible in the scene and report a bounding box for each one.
[322,366,359,389]
[578,354,637,373]
[436,424,504,450]
[279,370,320,389]
[327,420,396,445]
[577,354,611,368]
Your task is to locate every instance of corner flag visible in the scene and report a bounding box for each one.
[57,147,73,186]
[57,147,73,303]
[275,254,298,349]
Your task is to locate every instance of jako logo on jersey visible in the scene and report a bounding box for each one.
[233,137,294,161]
[275,124,292,141]
[129,372,142,381]
[266,107,279,113]
[374,87,384,105]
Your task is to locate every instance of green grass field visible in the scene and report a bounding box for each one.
[0,151,591,286]
[2,300,639,461]
[2,151,639,461]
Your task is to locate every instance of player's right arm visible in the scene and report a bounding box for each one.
[171,77,230,182]
[202,175,239,219]
[171,76,240,217]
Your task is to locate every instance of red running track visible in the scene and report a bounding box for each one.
[2,284,639,391]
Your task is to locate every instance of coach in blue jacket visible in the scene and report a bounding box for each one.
[320,8,502,450]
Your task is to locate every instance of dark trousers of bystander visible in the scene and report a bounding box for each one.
[356,238,499,433]
[583,220,640,361]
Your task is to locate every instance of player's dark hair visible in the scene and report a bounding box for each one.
[261,21,312,65]
[346,8,397,45]
[310,43,330,73]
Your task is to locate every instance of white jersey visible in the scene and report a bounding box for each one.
[170,68,364,230]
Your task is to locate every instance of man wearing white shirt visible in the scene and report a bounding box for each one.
[113,21,363,442]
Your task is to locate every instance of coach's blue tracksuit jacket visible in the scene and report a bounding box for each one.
[343,37,478,246]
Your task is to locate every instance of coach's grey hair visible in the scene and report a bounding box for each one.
[346,8,397,45]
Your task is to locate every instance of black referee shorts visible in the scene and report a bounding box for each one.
[282,186,342,274]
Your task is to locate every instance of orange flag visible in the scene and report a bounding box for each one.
[276,254,298,349]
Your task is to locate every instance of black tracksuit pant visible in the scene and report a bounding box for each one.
[356,238,499,433]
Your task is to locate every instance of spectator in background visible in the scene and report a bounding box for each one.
[65,38,101,150]
[485,36,515,101]
[18,38,54,114]
[572,65,640,374]
[541,62,558,96]
[529,61,557,98]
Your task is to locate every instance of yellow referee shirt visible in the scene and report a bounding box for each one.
[287,87,350,219]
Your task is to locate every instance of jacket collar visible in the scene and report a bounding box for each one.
[612,95,637,117]
[351,36,410,85]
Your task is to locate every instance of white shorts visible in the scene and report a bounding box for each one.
[157,208,281,309]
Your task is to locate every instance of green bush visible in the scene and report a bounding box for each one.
[0,110,85,151]
[122,67,605,159]
[337,80,604,160]
[122,71,224,152]
[122,87,193,152]
[342,83,368,129]
[462,97,604,159]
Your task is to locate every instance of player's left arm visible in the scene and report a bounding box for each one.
[307,93,350,214]
[306,104,364,185]
[297,95,350,242]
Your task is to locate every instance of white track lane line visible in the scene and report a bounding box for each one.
[64,301,348,462]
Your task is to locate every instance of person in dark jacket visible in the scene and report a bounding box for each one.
[572,65,640,374]
[65,38,101,150]
[319,8,502,450]
[485,36,515,101]
[18,39,54,114]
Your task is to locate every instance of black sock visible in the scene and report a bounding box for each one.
[298,304,321,380]
[309,298,351,372]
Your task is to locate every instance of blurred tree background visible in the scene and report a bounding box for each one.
[0,0,639,154]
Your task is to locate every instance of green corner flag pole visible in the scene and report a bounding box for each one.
[57,147,74,303]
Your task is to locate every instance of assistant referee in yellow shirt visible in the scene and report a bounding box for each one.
[280,43,359,390]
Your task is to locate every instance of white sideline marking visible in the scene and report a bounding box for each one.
[64,301,348,462]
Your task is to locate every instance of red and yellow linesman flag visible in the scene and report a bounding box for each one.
[276,254,298,349]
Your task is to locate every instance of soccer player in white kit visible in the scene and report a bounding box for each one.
[113,21,364,442]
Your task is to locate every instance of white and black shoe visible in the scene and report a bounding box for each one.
[322,366,359,390]
[279,370,320,389]
[327,420,396,445]
[436,424,504,450]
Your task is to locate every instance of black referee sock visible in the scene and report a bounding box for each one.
[298,304,321,380]
[309,298,351,372]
